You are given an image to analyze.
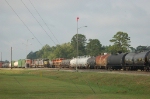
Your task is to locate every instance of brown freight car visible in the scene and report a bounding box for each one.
[95,53,110,69]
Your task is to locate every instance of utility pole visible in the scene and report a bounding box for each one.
[11,47,12,69]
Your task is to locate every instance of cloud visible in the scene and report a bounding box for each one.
[1,0,150,61]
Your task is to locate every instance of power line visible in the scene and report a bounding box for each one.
[21,0,57,45]
[5,0,42,46]
[29,0,60,44]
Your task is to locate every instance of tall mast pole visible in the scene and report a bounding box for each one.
[76,17,79,72]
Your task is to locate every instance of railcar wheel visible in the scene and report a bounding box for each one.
[108,67,112,71]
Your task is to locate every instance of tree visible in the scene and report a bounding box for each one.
[27,51,38,59]
[53,43,73,59]
[129,46,136,52]
[36,44,51,59]
[61,42,74,58]
[26,43,74,60]
[86,39,102,56]
[110,31,131,53]
[71,34,87,56]
[101,45,112,53]
[4,60,9,63]
[136,46,149,52]
[107,45,118,54]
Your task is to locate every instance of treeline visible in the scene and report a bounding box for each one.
[27,31,148,59]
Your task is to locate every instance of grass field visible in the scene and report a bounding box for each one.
[0,69,150,99]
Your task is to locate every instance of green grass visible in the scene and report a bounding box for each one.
[0,69,150,99]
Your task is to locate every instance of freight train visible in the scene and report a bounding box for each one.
[52,51,150,71]
[1,50,150,71]
[68,51,150,71]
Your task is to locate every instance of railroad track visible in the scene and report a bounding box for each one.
[59,68,150,76]
[1,68,150,76]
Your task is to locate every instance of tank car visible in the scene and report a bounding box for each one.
[70,57,76,68]
[124,53,136,70]
[70,55,91,69]
[87,56,96,69]
[61,59,71,68]
[107,53,128,70]
[14,61,18,68]
[77,55,91,69]
[133,51,150,71]
[9,61,15,68]
[95,53,110,69]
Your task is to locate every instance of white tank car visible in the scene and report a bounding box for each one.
[14,61,18,67]
[77,55,91,68]
[70,57,77,68]
[9,63,11,68]
[70,55,91,68]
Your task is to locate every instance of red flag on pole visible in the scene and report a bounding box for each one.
[77,17,79,21]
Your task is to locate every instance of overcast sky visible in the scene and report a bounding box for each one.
[0,0,150,61]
